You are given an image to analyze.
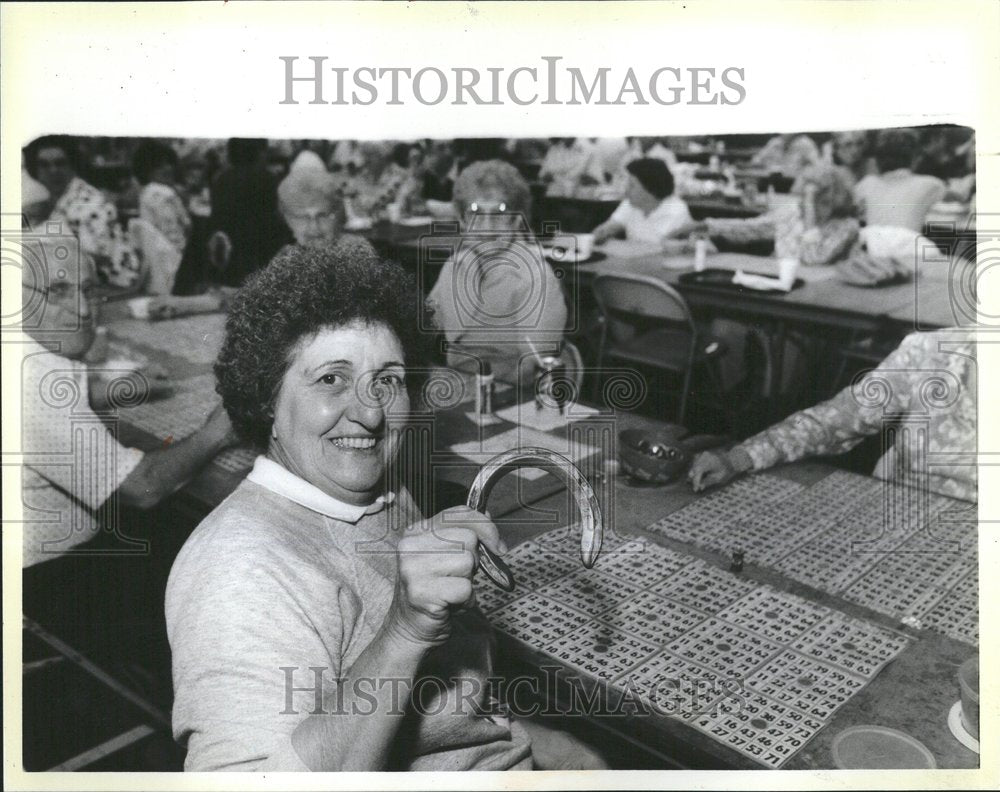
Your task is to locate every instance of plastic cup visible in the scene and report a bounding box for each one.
[574,233,595,261]
[694,238,708,272]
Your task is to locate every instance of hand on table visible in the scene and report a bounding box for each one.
[147,294,224,321]
[592,224,614,244]
[387,506,506,647]
[688,447,753,492]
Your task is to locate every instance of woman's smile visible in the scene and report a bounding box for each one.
[329,435,380,451]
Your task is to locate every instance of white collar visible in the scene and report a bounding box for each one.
[247,456,394,524]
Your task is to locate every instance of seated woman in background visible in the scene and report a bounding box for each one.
[775,164,860,265]
[704,163,859,267]
[24,135,140,289]
[832,129,878,184]
[277,150,345,246]
[700,164,861,396]
[751,133,820,178]
[167,241,603,771]
[853,128,945,233]
[132,139,192,256]
[20,237,238,562]
[592,158,697,250]
[427,160,567,383]
[690,328,976,503]
[538,137,594,198]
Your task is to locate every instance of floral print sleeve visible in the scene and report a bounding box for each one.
[47,177,141,288]
[797,217,860,266]
[139,183,191,253]
[737,331,976,502]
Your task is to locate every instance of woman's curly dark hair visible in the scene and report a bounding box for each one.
[215,238,433,448]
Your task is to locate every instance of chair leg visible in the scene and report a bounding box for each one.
[678,365,692,425]
[701,357,734,434]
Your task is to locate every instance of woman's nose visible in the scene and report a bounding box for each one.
[347,386,387,430]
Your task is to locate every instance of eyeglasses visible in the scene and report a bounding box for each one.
[287,211,336,223]
[23,280,98,302]
[465,201,508,215]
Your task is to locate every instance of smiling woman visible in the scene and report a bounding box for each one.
[166,239,601,771]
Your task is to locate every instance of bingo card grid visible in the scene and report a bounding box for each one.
[646,469,979,646]
[481,528,912,768]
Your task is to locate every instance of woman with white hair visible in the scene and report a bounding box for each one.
[277,151,345,246]
[427,159,567,383]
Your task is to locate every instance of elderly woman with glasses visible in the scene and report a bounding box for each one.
[166,239,604,771]
[426,160,568,384]
[277,150,346,246]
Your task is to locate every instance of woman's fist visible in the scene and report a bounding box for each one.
[388,506,506,647]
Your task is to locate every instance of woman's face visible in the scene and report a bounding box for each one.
[269,320,410,505]
[833,132,866,167]
[22,244,99,360]
[283,200,340,246]
[34,146,76,197]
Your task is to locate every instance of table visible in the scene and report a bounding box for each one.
[97,312,977,770]
[574,245,969,411]
[487,427,979,770]
[579,247,963,334]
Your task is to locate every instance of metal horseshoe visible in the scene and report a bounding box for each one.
[467,447,604,591]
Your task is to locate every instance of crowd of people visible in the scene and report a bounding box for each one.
[21,127,975,294]
[18,126,977,772]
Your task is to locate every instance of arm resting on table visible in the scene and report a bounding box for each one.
[117,406,235,509]
[737,334,924,471]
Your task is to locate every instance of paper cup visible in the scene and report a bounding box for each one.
[778,257,799,288]
[127,296,152,320]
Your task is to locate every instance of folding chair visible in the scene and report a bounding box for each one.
[591,273,727,424]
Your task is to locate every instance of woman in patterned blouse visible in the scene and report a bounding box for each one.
[24,135,141,289]
[132,139,192,255]
[690,329,976,503]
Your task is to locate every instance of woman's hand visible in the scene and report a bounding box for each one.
[688,447,753,492]
[592,222,614,244]
[387,506,506,648]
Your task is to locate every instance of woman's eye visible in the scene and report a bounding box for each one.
[319,373,342,386]
[378,373,404,388]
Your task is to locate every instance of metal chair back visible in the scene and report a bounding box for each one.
[591,273,698,422]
